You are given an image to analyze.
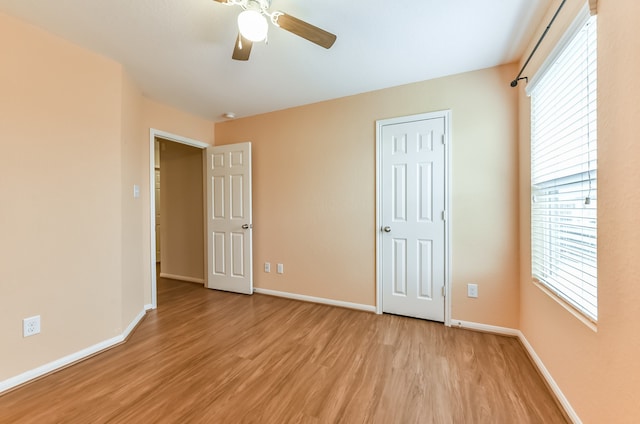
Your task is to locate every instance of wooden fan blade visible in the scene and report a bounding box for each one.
[276,13,336,49]
[232,33,253,61]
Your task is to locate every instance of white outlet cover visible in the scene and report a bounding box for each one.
[264,262,271,273]
[23,315,41,337]
[277,263,284,274]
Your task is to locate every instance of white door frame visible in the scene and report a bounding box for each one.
[148,128,210,309]
[375,111,453,326]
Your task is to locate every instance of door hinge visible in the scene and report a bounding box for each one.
[441,134,446,145]
[441,210,447,221]
[441,285,446,297]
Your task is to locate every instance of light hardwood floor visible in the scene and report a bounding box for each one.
[0,278,568,423]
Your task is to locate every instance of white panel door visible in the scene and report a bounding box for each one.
[206,142,253,294]
[380,115,447,321]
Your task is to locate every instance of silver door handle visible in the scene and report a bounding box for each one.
[383,226,391,233]
[242,224,252,229]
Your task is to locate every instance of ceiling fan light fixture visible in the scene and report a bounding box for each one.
[237,10,268,42]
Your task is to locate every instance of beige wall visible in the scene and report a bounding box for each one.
[518,0,640,421]
[215,63,520,328]
[158,141,204,282]
[120,70,147,327]
[0,12,124,379]
[141,98,215,146]
[0,12,216,383]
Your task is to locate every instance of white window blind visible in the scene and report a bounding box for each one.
[530,13,597,321]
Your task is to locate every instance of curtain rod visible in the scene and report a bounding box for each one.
[510,0,567,88]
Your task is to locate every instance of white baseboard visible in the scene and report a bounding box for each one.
[517,331,582,424]
[0,308,147,395]
[122,309,146,340]
[449,319,520,336]
[159,272,204,284]
[451,318,580,424]
[144,303,154,311]
[253,288,376,313]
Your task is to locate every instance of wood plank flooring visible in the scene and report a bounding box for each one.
[0,278,568,423]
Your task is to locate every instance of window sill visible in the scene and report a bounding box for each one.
[532,279,598,333]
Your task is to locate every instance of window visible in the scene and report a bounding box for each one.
[529,10,597,321]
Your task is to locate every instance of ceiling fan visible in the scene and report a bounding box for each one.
[213,0,337,61]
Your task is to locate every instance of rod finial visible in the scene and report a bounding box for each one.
[510,77,528,88]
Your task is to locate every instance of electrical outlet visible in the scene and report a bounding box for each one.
[467,283,478,298]
[264,262,271,273]
[23,315,41,337]
[277,263,284,274]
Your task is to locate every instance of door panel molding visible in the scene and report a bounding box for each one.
[375,111,452,325]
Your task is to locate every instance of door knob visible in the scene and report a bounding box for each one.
[242,224,252,229]
[383,226,391,233]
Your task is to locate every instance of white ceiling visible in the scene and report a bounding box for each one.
[0,0,550,122]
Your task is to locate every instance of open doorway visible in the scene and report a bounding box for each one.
[149,129,209,309]
[155,140,203,280]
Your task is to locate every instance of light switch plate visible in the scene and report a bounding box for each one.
[467,283,478,298]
